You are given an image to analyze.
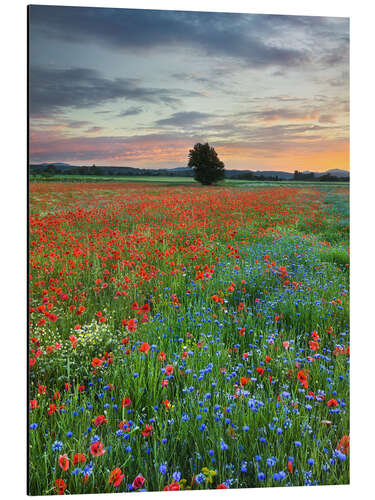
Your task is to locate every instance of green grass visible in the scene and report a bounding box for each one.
[29,173,349,188]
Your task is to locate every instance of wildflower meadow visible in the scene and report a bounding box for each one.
[28,182,349,495]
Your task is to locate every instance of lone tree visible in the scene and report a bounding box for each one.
[188,143,225,185]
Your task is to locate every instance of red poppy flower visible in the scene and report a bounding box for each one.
[336,435,350,455]
[309,340,320,351]
[327,398,338,407]
[54,479,67,495]
[29,400,39,410]
[142,424,153,437]
[163,400,172,410]
[94,415,108,427]
[121,397,132,408]
[109,467,125,487]
[132,475,146,490]
[72,453,86,465]
[256,367,264,376]
[217,483,228,489]
[165,365,174,376]
[48,403,56,415]
[90,441,105,457]
[59,454,70,471]
[139,342,150,354]
[91,357,102,368]
[157,352,166,361]
[240,377,250,386]
[297,370,308,389]
[164,482,180,491]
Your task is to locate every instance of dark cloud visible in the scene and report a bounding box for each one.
[85,126,103,133]
[29,6,310,69]
[117,106,143,118]
[156,111,213,127]
[29,66,202,116]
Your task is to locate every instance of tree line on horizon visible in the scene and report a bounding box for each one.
[29,143,349,183]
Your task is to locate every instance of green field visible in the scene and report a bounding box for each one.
[29,181,349,494]
[29,174,348,189]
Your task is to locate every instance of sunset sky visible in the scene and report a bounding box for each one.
[28,5,349,171]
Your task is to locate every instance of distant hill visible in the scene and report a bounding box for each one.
[29,163,349,180]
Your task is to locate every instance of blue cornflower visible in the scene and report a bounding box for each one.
[220,440,228,450]
[52,441,63,451]
[29,423,38,430]
[83,462,94,477]
[307,458,315,466]
[72,468,82,476]
[66,431,73,438]
[208,449,215,456]
[159,463,167,475]
[195,473,205,484]
[258,472,266,482]
[295,441,302,447]
[333,450,346,461]
[91,435,100,444]
[273,472,281,481]
[172,471,181,482]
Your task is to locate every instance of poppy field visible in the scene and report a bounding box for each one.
[28,182,349,495]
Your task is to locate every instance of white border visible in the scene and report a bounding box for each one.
[1,1,374,499]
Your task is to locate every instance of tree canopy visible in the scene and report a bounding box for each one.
[188,143,225,185]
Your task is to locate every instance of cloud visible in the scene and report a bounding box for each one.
[85,126,103,133]
[117,106,143,117]
[156,111,214,127]
[29,130,201,164]
[252,108,319,122]
[318,114,336,124]
[29,66,202,116]
[29,6,311,69]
